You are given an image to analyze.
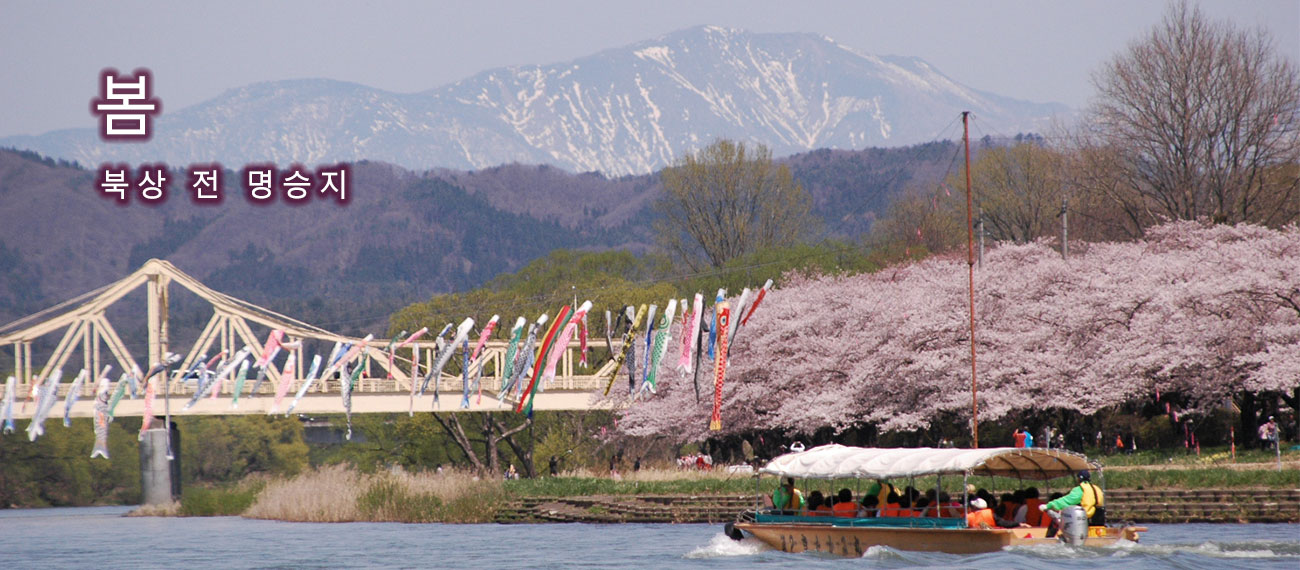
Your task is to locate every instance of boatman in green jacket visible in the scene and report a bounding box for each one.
[1040,470,1105,525]
[772,477,804,513]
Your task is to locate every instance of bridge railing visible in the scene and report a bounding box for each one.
[8,340,624,403]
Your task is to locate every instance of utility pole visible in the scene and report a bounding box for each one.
[963,111,978,448]
[1059,197,1068,261]
[977,208,984,269]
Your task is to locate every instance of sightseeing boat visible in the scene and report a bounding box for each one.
[726,444,1146,556]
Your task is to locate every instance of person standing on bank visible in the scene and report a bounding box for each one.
[1041,470,1105,525]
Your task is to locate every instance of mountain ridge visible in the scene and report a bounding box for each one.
[1,26,1066,176]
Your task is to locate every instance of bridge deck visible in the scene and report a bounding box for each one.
[7,375,624,419]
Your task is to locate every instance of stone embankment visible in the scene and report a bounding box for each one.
[496,495,754,524]
[1107,488,1300,523]
[495,489,1300,524]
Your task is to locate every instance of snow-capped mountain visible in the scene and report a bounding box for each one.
[3,26,1067,176]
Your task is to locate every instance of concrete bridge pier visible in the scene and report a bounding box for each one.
[139,422,182,505]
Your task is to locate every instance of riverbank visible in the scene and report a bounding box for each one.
[125,463,1300,524]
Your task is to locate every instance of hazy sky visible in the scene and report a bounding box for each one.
[1,0,1296,138]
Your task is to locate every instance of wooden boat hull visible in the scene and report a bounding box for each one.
[734,522,1146,556]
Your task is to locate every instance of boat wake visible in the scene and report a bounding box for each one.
[1007,539,1300,561]
[684,533,771,558]
[859,544,971,565]
[861,544,910,561]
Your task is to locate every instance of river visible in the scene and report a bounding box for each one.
[1,506,1297,568]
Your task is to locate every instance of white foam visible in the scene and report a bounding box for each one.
[1005,542,1100,559]
[684,533,770,558]
[1177,541,1287,559]
[860,544,906,560]
[1009,539,1296,560]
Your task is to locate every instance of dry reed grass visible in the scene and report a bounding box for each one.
[381,466,497,498]
[242,464,504,523]
[244,464,367,522]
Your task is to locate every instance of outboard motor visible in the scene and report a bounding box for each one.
[1059,506,1089,545]
[723,522,744,541]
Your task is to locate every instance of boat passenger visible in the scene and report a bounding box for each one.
[896,492,915,517]
[868,480,896,507]
[966,498,1030,529]
[1040,470,1105,525]
[857,495,879,517]
[832,488,857,517]
[1018,487,1046,526]
[1042,492,1065,537]
[804,490,826,516]
[810,491,834,515]
[771,477,804,513]
[881,491,903,517]
[939,492,962,518]
[965,498,996,528]
[912,497,931,517]
[999,493,1017,520]
[864,479,882,500]
[975,488,996,512]
[816,499,834,516]
[903,486,921,506]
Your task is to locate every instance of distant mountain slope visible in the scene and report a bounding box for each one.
[1,27,1065,176]
[0,150,647,330]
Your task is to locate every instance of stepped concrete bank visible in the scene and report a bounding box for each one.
[494,489,1300,524]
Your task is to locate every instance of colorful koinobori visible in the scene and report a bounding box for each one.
[1,284,772,456]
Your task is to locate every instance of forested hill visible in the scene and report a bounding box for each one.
[784,141,959,238]
[0,140,964,333]
[0,150,645,334]
[433,141,962,241]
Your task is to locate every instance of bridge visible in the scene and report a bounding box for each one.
[2,259,626,420]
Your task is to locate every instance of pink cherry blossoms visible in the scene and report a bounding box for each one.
[617,220,1300,441]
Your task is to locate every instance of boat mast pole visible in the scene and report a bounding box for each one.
[963,111,978,448]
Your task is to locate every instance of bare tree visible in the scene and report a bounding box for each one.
[1062,137,1153,240]
[1080,0,1300,230]
[868,185,965,255]
[430,412,532,477]
[966,143,1066,244]
[654,140,816,270]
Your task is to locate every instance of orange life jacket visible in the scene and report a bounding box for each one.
[1002,501,1020,520]
[882,502,903,517]
[832,502,857,517]
[1024,498,1045,526]
[966,508,996,528]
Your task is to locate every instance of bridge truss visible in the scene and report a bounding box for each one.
[1,259,621,418]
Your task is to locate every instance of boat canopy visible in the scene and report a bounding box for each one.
[759,444,1096,481]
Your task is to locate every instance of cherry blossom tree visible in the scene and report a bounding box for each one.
[617,220,1300,442]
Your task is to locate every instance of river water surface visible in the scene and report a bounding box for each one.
[1,506,1297,569]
